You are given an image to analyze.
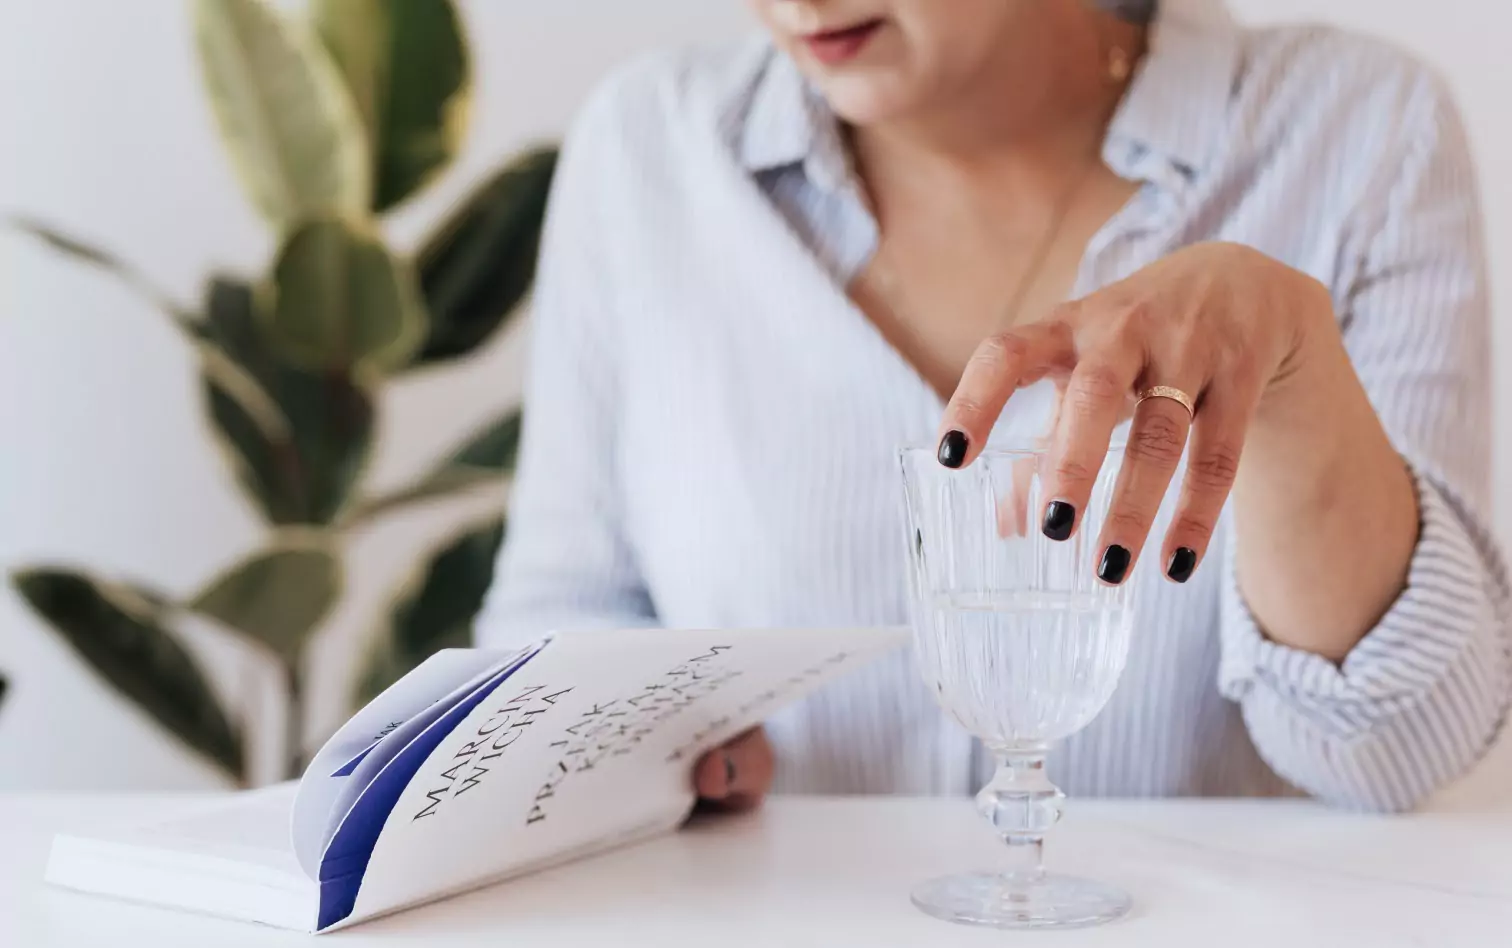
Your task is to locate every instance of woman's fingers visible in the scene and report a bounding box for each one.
[1162,387,1250,583]
[1094,389,1195,585]
[693,727,774,812]
[1038,355,1143,543]
[937,291,1255,590]
[938,324,1073,469]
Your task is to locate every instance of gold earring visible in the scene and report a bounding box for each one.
[1108,46,1132,83]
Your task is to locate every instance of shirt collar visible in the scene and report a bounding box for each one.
[737,48,852,192]
[1106,0,1241,178]
[734,0,1241,189]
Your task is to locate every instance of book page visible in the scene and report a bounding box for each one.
[68,785,305,877]
[157,787,298,851]
[332,626,905,930]
[45,785,316,932]
[296,643,541,878]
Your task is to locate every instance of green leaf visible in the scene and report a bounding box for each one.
[266,217,427,374]
[449,408,523,470]
[343,408,518,526]
[410,147,558,369]
[12,568,245,782]
[344,466,502,529]
[313,0,471,211]
[189,535,342,662]
[7,216,202,332]
[192,0,370,230]
[200,276,375,525]
[355,517,504,705]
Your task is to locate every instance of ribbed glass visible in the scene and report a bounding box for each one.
[898,442,1135,930]
[900,446,1132,752]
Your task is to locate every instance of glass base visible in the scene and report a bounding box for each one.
[911,871,1131,930]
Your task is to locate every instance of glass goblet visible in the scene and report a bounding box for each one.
[899,441,1134,930]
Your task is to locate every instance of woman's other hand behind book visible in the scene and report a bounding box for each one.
[694,728,773,813]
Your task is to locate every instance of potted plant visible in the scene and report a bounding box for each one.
[10,0,557,785]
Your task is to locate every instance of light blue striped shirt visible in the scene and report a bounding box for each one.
[480,0,1512,810]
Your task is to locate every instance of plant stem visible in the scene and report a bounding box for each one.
[283,658,305,780]
[8,217,202,332]
[239,659,259,790]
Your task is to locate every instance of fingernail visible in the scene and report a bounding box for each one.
[1041,501,1076,541]
[1098,544,1132,585]
[1167,547,1197,584]
[723,753,737,789]
[937,430,968,469]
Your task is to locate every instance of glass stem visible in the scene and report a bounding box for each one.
[977,750,1065,884]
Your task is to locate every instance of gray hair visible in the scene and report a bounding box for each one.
[1097,0,1157,23]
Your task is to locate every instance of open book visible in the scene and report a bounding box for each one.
[44,626,906,932]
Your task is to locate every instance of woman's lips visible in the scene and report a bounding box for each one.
[802,19,882,66]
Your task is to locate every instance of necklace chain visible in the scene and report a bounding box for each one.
[858,38,1133,334]
[866,157,1100,334]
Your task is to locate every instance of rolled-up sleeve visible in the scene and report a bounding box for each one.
[1216,70,1512,812]
[474,77,658,647]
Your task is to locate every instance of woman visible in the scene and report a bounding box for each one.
[478,0,1512,812]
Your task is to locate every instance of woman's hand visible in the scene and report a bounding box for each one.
[693,727,774,812]
[938,242,1330,587]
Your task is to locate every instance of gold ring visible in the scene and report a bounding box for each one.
[1137,385,1196,419]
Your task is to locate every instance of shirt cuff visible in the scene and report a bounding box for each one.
[1218,464,1502,739]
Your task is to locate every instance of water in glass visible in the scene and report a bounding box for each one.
[915,590,1131,751]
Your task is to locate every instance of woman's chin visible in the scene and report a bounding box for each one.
[811,76,920,129]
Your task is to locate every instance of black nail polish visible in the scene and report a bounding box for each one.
[1041,501,1076,541]
[723,753,737,788]
[1167,547,1197,584]
[937,430,968,469]
[1098,545,1132,585]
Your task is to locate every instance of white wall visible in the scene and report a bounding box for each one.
[1,1,1508,794]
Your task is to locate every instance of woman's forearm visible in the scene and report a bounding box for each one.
[1232,318,1420,663]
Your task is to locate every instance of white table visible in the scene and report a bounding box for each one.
[3,794,1510,947]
